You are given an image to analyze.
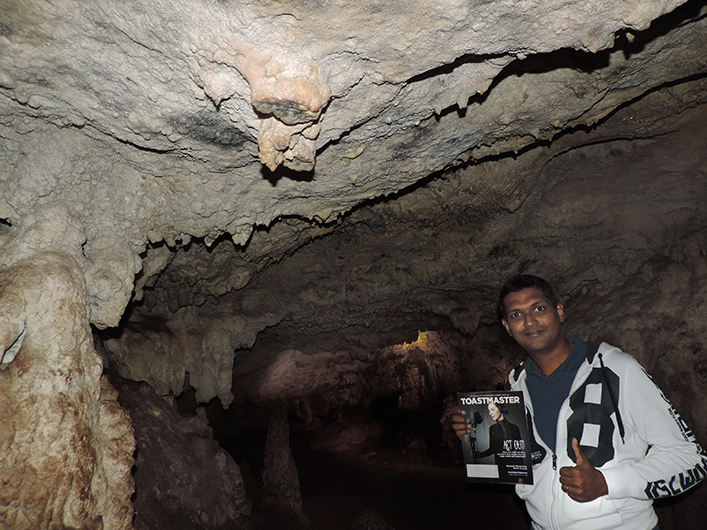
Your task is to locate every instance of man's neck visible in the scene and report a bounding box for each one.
[529,336,574,376]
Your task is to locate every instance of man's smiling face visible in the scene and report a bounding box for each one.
[501,287,566,357]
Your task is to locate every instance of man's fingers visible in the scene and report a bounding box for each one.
[559,467,578,489]
[451,409,470,426]
[558,466,573,479]
[451,408,470,438]
[560,442,608,503]
[452,415,471,437]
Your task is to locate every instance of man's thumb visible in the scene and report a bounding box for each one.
[572,438,586,465]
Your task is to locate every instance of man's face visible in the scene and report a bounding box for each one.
[488,403,501,421]
[501,287,565,356]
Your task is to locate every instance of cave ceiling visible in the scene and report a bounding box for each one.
[2,0,707,406]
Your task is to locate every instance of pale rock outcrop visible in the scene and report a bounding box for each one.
[0,252,135,530]
[103,306,279,407]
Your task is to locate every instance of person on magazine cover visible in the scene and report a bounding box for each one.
[476,401,524,482]
[477,403,522,454]
[452,274,706,530]
[477,402,522,460]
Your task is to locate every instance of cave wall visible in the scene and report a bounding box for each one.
[113,377,252,530]
[104,88,707,409]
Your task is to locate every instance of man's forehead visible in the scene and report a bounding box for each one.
[502,287,553,310]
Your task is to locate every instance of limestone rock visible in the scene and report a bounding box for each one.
[2,0,704,333]
[0,252,135,530]
[113,378,252,530]
[103,306,275,407]
[260,408,309,527]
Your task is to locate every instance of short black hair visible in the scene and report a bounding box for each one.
[498,274,559,318]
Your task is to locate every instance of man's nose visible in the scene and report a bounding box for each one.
[523,312,537,326]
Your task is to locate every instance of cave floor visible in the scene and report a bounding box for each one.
[297,450,528,530]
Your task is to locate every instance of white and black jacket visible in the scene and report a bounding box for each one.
[509,341,706,530]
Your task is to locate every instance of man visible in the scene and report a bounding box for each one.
[452,274,706,530]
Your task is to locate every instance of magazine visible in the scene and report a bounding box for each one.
[457,390,533,485]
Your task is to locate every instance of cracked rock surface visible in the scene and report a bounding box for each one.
[2,0,703,330]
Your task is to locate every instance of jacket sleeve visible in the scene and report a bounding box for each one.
[601,355,707,500]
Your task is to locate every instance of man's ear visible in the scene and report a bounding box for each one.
[501,319,511,335]
[557,304,565,323]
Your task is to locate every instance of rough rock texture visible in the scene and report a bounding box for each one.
[103,305,265,407]
[113,378,252,530]
[0,252,135,530]
[105,82,707,409]
[2,0,705,407]
[151,79,706,407]
[1,0,703,332]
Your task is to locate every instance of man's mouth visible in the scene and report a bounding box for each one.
[524,329,546,338]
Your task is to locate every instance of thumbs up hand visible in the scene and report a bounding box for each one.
[558,438,609,502]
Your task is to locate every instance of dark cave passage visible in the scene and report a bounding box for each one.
[204,396,529,530]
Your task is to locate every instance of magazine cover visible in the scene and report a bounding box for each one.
[457,390,533,485]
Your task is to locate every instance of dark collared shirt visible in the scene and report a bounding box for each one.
[498,418,513,440]
[525,336,587,452]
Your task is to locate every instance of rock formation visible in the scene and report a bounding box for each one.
[113,378,252,530]
[0,252,134,529]
[260,408,309,526]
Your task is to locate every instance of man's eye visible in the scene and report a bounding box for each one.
[511,312,521,319]
[535,306,545,312]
